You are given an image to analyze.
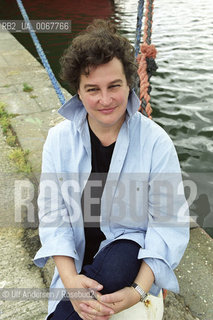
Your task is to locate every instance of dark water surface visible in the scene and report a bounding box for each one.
[0,0,213,235]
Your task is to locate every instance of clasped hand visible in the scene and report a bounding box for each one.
[70,274,140,320]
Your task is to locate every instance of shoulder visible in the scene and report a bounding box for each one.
[47,119,77,141]
[129,113,180,172]
[130,112,174,148]
[48,119,72,135]
[43,120,77,152]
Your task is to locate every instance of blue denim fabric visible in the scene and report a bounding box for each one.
[48,240,141,320]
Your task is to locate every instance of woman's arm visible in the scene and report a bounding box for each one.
[134,260,154,294]
[53,255,78,287]
[34,128,79,268]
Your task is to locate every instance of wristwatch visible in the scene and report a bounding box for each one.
[131,282,148,302]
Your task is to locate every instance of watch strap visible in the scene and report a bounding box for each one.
[131,282,148,302]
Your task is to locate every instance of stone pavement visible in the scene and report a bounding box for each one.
[0,27,213,320]
[0,129,47,320]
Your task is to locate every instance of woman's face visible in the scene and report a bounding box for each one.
[78,57,130,133]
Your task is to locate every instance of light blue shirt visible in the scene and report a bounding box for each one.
[34,90,189,316]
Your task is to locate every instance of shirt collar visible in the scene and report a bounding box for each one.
[58,89,140,127]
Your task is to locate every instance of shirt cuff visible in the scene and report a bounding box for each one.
[138,249,179,293]
[34,237,79,268]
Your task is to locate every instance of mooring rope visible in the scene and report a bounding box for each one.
[16,0,66,105]
[135,1,168,299]
[136,0,158,115]
[135,0,145,58]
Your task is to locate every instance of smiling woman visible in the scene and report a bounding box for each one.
[78,58,130,146]
[34,19,189,320]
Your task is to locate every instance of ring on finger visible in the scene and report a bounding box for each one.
[93,305,100,314]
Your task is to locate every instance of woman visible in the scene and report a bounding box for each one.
[34,20,189,320]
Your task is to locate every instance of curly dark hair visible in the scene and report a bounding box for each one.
[60,19,137,92]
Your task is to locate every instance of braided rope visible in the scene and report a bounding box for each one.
[137,0,158,115]
[143,0,153,45]
[16,0,66,105]
[134,2,168,300]
[135,0,145,57]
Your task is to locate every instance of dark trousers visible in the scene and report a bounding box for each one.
[48,239,141,320]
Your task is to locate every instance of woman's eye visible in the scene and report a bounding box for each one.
[109,84,120,89]
[87,88,99,92]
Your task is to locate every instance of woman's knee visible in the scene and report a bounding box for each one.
[84,240,142,293]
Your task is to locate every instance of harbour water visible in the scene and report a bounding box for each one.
[0,0,213,235]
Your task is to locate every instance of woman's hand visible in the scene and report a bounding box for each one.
[53,256,114,319]
[97,286,141,315]
[69,274,115,320]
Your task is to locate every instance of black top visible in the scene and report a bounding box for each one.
[81,125,115,265]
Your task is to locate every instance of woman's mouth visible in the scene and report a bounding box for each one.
[99,107,116,114]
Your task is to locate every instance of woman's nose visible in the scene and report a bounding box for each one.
[99,91,112,106]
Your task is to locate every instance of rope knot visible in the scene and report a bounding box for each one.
[136,0,157,117]
[137,43,157,116]
[140,43,157,59]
